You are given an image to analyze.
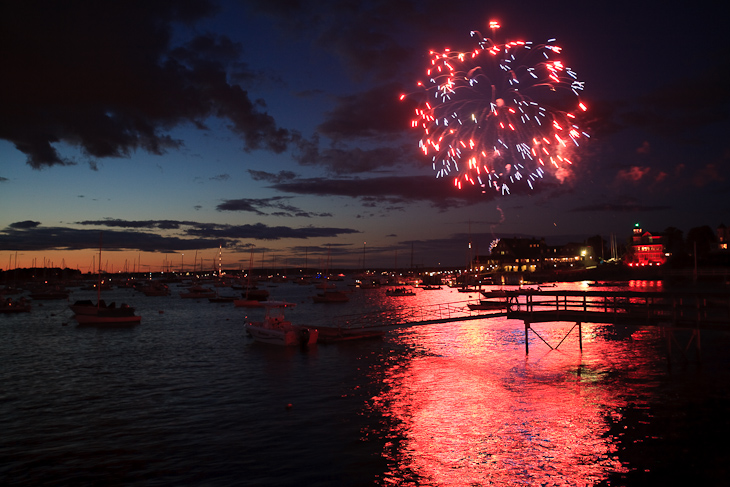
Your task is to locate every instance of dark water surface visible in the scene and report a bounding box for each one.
[2,280,729,485]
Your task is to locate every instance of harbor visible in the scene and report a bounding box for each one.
[2,276,730,485]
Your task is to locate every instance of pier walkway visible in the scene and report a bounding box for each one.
[329,289,730,359]
[329,298,505,331]
[503,289,730,355]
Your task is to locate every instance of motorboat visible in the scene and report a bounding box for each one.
[467,299,509,311]
[385,287,416,296]
[245,301,318,346]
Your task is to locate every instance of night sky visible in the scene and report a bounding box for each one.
[1,0,728,271]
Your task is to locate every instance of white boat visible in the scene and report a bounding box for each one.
[245,301,318,346]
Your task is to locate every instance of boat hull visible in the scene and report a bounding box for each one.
[73,314,142,326]
[246,323,318,346]
[0,304,31,313]
[234,299,265,308]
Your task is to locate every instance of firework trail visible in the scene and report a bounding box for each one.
[402,26,588,194]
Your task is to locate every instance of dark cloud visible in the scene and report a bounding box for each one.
[8,220,41,229]
[1,219,360,251]
[269,172,562,209]
[570,203,672,213]
[0,226,219,252]
[292,137,413,174]
[1,0,293,169]
[210,174,230,181]
[248,170,298,183]
[317,82,416,140]
[0,177,8,182]
[216,196,332,217]
[186,222,358,240]
[249,0,422,83]
[270,174,495,209]
[75,219,197,230]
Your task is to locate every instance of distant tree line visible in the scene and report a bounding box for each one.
[585,225,724,268]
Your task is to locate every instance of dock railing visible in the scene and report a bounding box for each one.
[329,299,502,331]
[506,290,730,329]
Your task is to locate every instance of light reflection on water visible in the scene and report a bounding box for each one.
[367,282,672,485]
[2,279,727,485]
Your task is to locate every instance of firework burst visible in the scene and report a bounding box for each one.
[402,27,589,194]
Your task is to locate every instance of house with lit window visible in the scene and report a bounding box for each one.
[718,223,729,251]
[625,223,667,267]
[484,238,593,273]
[485,238,544,273]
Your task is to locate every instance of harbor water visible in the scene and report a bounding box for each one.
[2,279,729,485]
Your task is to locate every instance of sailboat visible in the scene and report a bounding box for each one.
[234,248,269,308]
[71,233,141,326]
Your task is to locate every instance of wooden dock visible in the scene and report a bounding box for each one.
[326,289,730,359]
[504,289,730,356]
[329,299,505,332]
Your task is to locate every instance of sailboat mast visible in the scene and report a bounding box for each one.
[97,232,103,306]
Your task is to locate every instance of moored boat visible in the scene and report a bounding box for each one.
[179,285,216,299]
[1,297,31,313]
[245,301,318,346]
[71,232,142,326]
[73,304,141,325]
[467,299,509,311]
[385,287,416,296]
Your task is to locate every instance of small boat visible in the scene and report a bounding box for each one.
[312,290,349,303]
[70,299,141,325]
[179,285,216,299]
[1,297,31,313]
[138,281,170,296]
[385,287,416,296]
[245,301,318,346]
[467,299,509,311]
[72,232,141,326]
[208,295,236,303]
[419,285,442,290]
[73,304,141,326]
[70,299,111,315]
[234,298,266,308]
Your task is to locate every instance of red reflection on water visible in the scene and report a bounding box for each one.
[370,312,664,486]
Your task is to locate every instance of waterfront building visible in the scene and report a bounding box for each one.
[718,223,729,251]
[482,238,593,273]
[625,223,667,267]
